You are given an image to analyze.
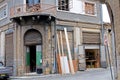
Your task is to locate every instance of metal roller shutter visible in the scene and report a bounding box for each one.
[83,32,100,44]
[5,33,14,67]
[24,30,42,45]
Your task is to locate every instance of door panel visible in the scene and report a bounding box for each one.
[26,47,30,73]
[36,45,42,66]
[26,47,30,66]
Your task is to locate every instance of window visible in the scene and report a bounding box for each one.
[58,0,69,11]
[85,2,95,15]
[27,0,40,6]
[0,3,7,20]
[26,0,41,11]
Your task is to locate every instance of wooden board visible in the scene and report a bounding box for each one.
[64,28,75,74]
[68,60,78,72]
[57,33,61,56]
[73,60,78,72]
[60,31,64,56]
[57,55,70,74]
[60,56,70,74]
[57,55,62,74]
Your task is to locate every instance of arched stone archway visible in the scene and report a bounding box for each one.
[24,29,42,46]
[24,29,43,73]
[101,1,120,79]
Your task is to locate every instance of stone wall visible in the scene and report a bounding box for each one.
[105,0,120,79]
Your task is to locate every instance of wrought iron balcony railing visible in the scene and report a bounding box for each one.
[10,3,56,18]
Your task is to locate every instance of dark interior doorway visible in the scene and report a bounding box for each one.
[29,45,36,72]
[24,29,43,73]
[85,49,100,68]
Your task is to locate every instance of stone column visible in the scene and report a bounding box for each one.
[0,31,5,64]
[74,27,86,70]
[51,21,56,73]
[13,23,17,76]
[16,25,23,76]
[74,27,80,59]
[42,23,48,73]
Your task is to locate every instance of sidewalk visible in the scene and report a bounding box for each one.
[10,68,112,80]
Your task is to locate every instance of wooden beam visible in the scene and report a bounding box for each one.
[60,31,65,74]
[57,33,61,56]
[60,31,64,56]
[64,28,75,74]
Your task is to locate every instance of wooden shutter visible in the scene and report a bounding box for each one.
[83,32,100,44]
[5,33,14,67]
[85,2,95,15]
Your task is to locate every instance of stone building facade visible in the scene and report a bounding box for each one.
[0,0,108,76]
[101,0,120,80]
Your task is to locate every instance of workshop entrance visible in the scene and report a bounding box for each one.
[85,49,100,68]
[24,29,42,73]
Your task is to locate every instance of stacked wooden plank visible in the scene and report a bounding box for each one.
[57,28,76,74]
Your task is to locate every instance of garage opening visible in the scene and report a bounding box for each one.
[85,49,100,68]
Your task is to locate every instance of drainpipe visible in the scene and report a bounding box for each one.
[54,19,57,73]
[100,4,104,46]
[100,3,107,68]
[13,22,17,76]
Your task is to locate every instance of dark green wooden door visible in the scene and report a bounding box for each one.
[36,45,42,66]
[26,47,30,66]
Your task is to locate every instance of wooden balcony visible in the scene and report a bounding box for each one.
[10,3,56,19]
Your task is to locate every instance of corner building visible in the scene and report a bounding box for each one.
[0,0,108,76]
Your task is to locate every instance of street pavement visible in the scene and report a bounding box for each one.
[10,68,115,80]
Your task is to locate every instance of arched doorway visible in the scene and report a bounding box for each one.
[24,29,42,73]
[105,2,118,79]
